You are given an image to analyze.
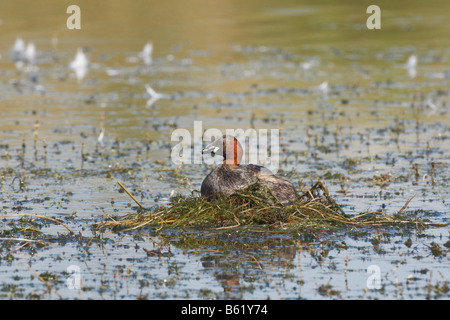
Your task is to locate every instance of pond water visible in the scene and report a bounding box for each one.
[0,0,449,300]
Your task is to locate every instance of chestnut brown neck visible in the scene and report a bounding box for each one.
[223,137,242,166]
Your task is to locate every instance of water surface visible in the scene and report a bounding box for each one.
[0,0,449,300]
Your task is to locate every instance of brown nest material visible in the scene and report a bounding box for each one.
[97,181,446,233]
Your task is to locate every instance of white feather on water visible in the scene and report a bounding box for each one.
[25,42,36,64]
[69,48,89,81]
[97,128,105,146]
[406,54,417,79]
[145,84,168,107]
[12,38,26,62]
[139,42,153,66]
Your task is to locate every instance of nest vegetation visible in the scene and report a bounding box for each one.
[97,181,442,233]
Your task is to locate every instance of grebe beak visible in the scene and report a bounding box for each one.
[202,143,220,155]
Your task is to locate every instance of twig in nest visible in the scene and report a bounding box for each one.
[117,181,145,210]
[216,215,241,230]
[396,194,417,215]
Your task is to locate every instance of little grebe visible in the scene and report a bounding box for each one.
[201,135,296,204]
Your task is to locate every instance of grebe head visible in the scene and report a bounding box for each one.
[202,135,243,166]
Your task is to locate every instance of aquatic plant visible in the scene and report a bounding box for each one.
[97,181,445,233]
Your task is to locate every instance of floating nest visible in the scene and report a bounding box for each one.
[98,181,445,233]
